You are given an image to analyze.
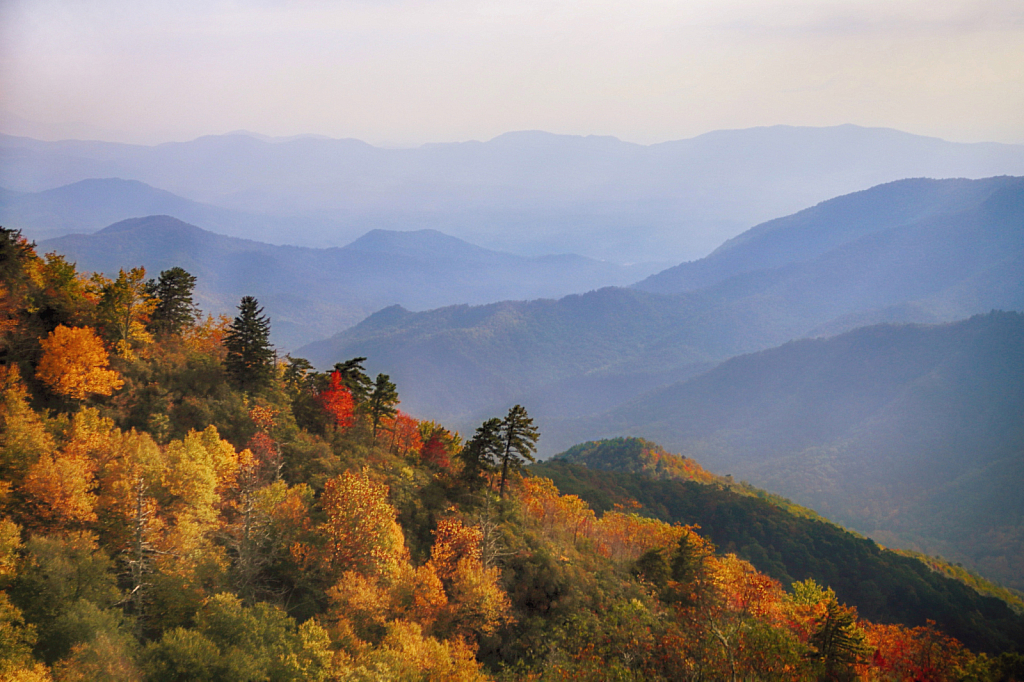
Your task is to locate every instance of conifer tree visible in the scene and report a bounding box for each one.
[223,296,274,393]
[367,373,399,439]
[497,404,539,498]
[149,267,199,336]
[459,418,502,490]
[333,357,373,403]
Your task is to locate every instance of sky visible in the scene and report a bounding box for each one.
[1,0,1022,147]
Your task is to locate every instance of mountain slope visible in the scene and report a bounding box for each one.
[298,177,1024,425]
[5,125,1024,261]
[550,312,1024,591]
[532,451,1024,654]
[635,176,1022,294]
[39,216,660,349]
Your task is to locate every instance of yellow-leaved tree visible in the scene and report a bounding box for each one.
[35,325,123,401]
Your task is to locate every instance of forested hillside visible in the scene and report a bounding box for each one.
[299,176,1024,426]
[40,216,658,349]
[534,439,1024,653]
[3,227,1022,680]
[552,313,1024,591]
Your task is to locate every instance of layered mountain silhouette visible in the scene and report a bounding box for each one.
[298,176,1024,425]
[5,125,1024,261]
[0,178,348,245]
[38,216,660,349]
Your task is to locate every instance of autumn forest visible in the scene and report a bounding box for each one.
[0,215,1015,679]
[1,225,1023,682]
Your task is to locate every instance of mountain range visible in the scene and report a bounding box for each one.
[5,125,1024,261]
[298,176,1024,425]
[38,216,660,349]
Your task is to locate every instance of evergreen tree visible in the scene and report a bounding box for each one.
[223,297,275,393]
[367,373,398,438]
[810,598,870,681]
[149,267,199,336]
[497,404,539,498]
[332,357,373,403]
[459,418,502,490]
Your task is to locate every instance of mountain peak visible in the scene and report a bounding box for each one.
[96,214,207,236]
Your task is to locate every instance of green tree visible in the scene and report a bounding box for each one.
[809,598,870,681]
[458,418,502,491]
[497,405,539,498]
[149,267,199,336]
[96,267,155,358]
[366,373,398,439]
[332,357,372,403]
[223,297,274,393]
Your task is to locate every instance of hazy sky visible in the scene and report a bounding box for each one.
[1,0,1022,146]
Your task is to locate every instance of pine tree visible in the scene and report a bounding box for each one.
[223,296,274,393]
[367,373,399,439]
[332,357,373,403]
[497,404,539,498]
[459,418,502,490]
[149,267,199,336]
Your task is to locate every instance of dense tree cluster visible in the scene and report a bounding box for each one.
[0,227,1020,681]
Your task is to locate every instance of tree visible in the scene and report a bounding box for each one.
[366,373,398,439]
[458,418,502,490]
[35,325,123,402]
[809,598,870,681]
[148,267,199,336]
[332,357,372,403]
[223,297,274,393]
[292,471,406,583]
[317,371,355,430]
[96,267,155,358]
[497,404,539,498]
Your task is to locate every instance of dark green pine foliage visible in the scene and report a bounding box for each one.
[367,373,398,438]
[224,296,275,393]
[497,404,539,498]
[333,357,373,403]
[459,417,503,490]
[809,599,871,681]
[149,267,199,336]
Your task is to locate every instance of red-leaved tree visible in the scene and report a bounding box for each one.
[319,370,355,430]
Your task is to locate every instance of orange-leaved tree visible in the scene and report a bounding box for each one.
[293,470,407,584]
[35,325,123,401]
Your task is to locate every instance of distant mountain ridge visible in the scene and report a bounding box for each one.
[635,176,1023,294]
[5,125,1024,261]
[298,176,1024,425]
[0,178,351,245]
[39,216,662,349]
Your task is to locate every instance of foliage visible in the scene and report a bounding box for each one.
[0,236,1018,681]
[35,325,123,401]
[223,296,274,393]
[96,267,156,359]
[366,373,398,440]
[148,267,199,337]
[496,405,539,498]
